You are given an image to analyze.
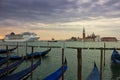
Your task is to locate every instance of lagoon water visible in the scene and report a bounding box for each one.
[0,41,120,80]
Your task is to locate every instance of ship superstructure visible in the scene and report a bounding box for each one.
[4,32,40,42]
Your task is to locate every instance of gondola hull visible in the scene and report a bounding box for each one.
[0,46,18,54]
[0,60,41,80]
[0,48,51,60]
[25,48,51,59]
[43,58,67,80]
[111,49,120,65]
[0,58,24,78]
[0,58,8,66]
[86,63,100,80]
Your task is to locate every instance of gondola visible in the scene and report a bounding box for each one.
[111,48,120,64]
[0,48,51,60]
[110,64,120,80]
[43,58,67,80]
[86,62,100,80]
[110,49,120,79]
[0,55,22,60]
[0,58,8,66]
[0,46,18,54]
[26,48,51,59]
[0,58,24,78]
[0,59,41,80]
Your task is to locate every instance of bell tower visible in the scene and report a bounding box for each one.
[83,27,85,40]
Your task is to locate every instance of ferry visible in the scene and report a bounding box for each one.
[4,32,40,42]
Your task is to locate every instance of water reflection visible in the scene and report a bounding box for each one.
[110,65,120,80]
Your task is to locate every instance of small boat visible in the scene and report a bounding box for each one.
[86,62,100,80]
[111,49,120,64]
[0,48,51,60]
[0,46,18,54]
[26,48,51,59]
[0,58,8,66]
[0,58,24,78]
[48,38,57,42]
[43,58,67,80]
[110,64,120,80]
[0,59,41,80]
[0,55,22,60]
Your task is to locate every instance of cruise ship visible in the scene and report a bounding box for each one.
[4,32,40,42]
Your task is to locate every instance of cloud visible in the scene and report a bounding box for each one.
[0,0,120,40]
[0,0,78,23]
[0,0,119,24]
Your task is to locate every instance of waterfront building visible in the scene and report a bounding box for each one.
[84,33,101,42]
[83,27,85,40]
[101,37,117,42]
[82,28,101,42]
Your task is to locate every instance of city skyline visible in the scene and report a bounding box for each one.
[0,0,120,40]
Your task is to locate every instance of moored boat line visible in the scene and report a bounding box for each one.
[0,48,51,60]
[0,43,119,80]
[0,59,41,80]
[0,58,24,78]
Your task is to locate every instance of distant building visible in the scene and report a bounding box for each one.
[82,28,101,42]
[66,28,118,42]
[83,27,85,40]
[95,35,101,42]
[66,37,82,41]
[84,33,101,42]
[101,37,117,42]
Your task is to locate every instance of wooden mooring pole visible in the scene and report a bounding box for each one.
[30,46,34,80]
[6,45,9,75]
[62,48,64,80]
[77,48,82,80]
[47,42,49,49]
[17,42,19,54]
[103,42,106,66]
[100,48,103,80]
[25,41,28,54]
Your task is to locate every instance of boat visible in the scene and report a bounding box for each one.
[0,59,41,80]
[110,49,120,80]
[8,55,23,60]
[13,48,50,60]
[48,40,57,42]
[43,58,67,80]
[4,32,40,42]
[0,55,22,60]
[25,48,51,59]
[48,38,58,42]
[111,49,120,64]
[0,58,8,66]
[0,48,51,60]
[0,46,18,54]
[86,62,100,80]
[110,63,120,80]
[0,58,24,78]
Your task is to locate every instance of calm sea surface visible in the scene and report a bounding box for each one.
[0,41,120,80]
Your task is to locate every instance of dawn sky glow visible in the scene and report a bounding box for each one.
[0,0,120,40]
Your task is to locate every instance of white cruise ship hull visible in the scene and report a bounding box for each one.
[4,38,39,42]
[4,32,40,42]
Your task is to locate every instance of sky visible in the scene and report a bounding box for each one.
[0,0,120,40]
